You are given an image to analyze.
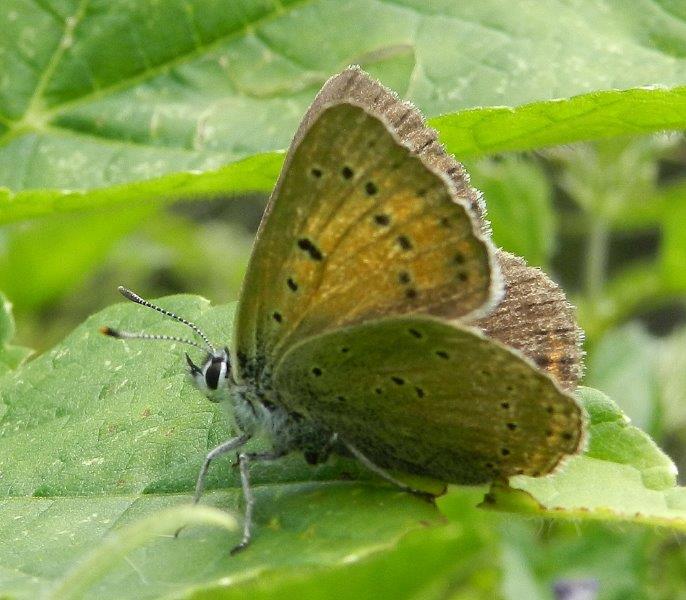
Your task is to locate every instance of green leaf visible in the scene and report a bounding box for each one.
[0,291,32,376]
[487,387,686,528]
[183,493,500,600]
[48,504,237,600]
[3,1,686,223]
[0,152,282,224]
[436,87,686,160]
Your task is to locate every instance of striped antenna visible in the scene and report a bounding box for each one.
[99,326,207,352]
[101,286,217,355]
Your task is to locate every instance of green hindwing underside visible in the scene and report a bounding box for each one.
[273,315,584,484]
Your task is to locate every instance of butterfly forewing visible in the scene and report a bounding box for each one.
[235,101,494,383]
[273,316,584,483]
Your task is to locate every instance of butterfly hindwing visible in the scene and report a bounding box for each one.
[234,69,498,383]
[273,315,584,483]
[476,250,584,390]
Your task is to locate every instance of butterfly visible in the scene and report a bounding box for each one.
[103,67,585,554]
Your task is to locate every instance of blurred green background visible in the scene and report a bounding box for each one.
[2,1,686,598]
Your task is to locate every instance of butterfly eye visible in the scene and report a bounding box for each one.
[204,361,222,390]
[204,354,229,391]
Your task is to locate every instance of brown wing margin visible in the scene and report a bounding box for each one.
[292,66,488,224]
[474,250,585,391]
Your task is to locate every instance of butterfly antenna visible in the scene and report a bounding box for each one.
[101,286,218,355]
[99,326,209,352]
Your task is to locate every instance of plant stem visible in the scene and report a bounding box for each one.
[585,213,609,305]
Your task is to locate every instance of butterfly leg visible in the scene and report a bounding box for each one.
[343,440,435,501]
[232,450,286,555]
[175,433,252,539]
[193,432,252,505]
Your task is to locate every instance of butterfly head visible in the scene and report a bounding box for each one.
[185,348,231,402]
[101,286,233,403]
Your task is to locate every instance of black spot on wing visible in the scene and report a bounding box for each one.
[298,238,323,260]
[365,181,378,196]
[397,235,413,251]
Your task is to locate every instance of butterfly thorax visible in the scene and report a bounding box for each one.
[213,358,336,464]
